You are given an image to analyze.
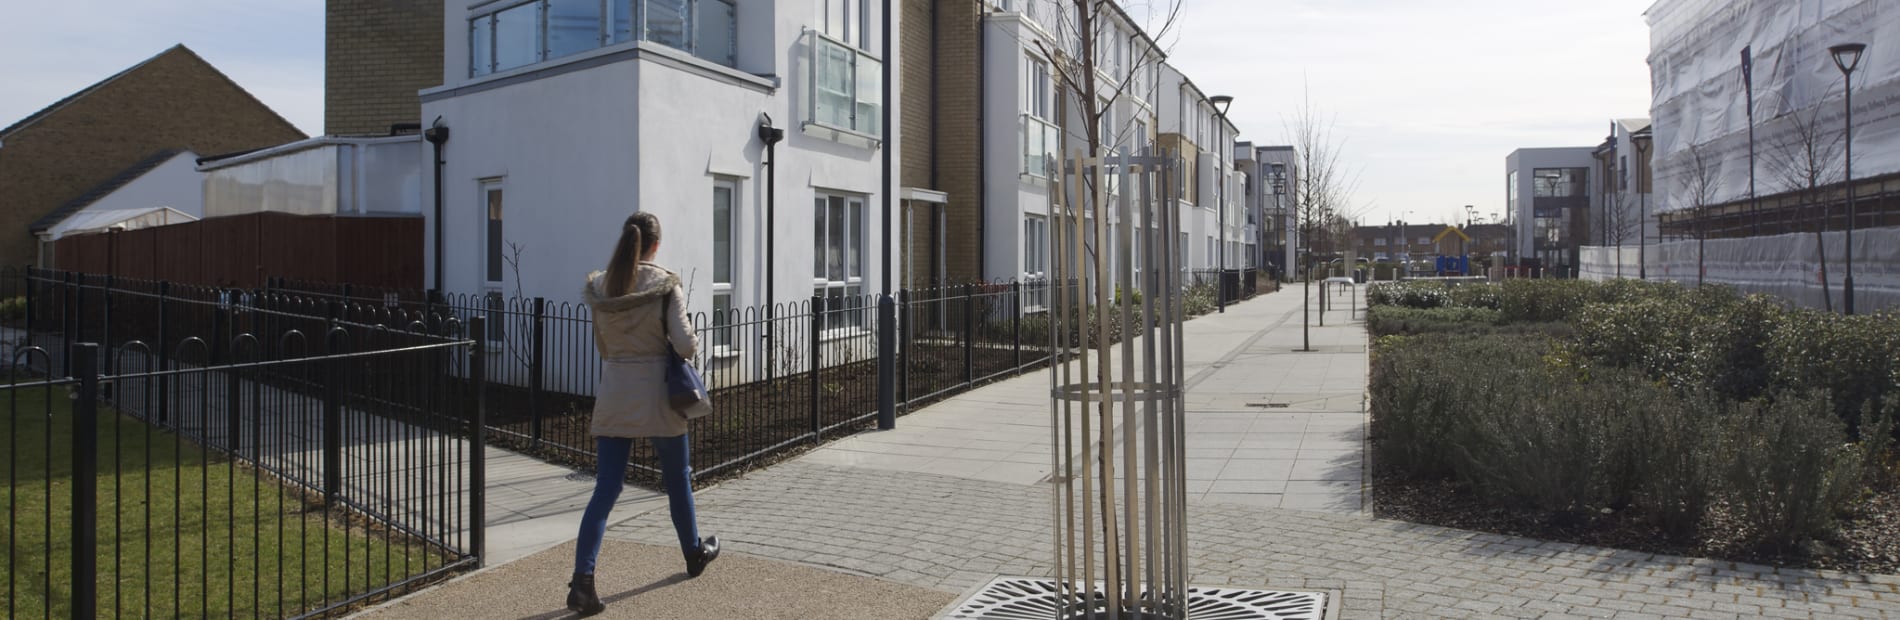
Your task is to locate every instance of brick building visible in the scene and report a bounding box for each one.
[0,45,307,269]
[325,0,444,136]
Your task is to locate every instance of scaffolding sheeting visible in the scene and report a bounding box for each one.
[1579,226,1900,311]
[1646,0,1900,213]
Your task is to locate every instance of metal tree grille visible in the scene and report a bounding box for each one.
[1043,149,1195,618]
[942,577,1327,620]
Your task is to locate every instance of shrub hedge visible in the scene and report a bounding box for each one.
[1369,278,1899,549]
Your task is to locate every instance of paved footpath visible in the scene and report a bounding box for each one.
[363,284,1900,618]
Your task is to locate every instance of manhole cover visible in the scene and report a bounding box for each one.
[943,577,1326,620]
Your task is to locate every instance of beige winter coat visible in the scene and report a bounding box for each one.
[582,264,699,438]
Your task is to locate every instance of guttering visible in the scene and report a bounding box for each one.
[425,119,450,298]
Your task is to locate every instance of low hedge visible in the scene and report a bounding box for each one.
[1372,333,1889,548]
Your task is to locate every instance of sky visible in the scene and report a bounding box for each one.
[1156,0,1657,227]
[0,0,1654,229]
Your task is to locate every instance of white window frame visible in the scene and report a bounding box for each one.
[805,29,884,141]
[813,192,867,336]
[711,177,738,354]
[1023,215,1048,312]
[480,179,507,345]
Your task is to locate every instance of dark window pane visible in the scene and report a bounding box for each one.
[714,185,732,284]
[828,197,845,282]
[814,198,827,277]
[487,188,504,281]
[848,199,862,279]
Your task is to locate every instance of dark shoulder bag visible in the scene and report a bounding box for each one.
[661,293,713,419]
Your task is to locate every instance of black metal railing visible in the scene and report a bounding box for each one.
[1,269,1174,487]
[2,324,485,618]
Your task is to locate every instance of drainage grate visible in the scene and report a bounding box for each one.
[1246,402,1291,408]
[943,577,1326,620]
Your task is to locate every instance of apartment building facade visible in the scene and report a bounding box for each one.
[1505,147,1595,276]
[421,0,902,326]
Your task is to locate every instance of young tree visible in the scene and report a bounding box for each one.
[1284,87,1360,351]
[1673,143,1719,286]
[1765,91,1844,311]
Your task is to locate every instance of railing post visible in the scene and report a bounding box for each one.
[66,272,80,378]
[808,295,823,442]
[1012,281,1023,373]
[963,283,975,387]
[898,290,910,412]
[71,342,100,619]
[530,297,546,447]
[158,281,171,427]
[101,272,112,375]
[323,326,344,505]
[876,293,896,431]
[23,267,34,340]
[469,316,488,566]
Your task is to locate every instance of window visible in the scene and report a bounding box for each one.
[813,193,865,330]
[1374,238,1386,246]
[808,31,883,138]
[1532,167,1586,198]
[484,183,505,283]
[1026,57,1052,120]
[1024,216,1048,277]
[1024,216,1048,310]
[471,0,737,77]
[712,179,737,349]
[821,0,870,49]
[1022,114,1059,178]
[480,179,506,345]
[1205,235,1214,268]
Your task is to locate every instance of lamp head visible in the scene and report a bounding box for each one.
[1831,42,1867,75]
[1209,94,1234,116]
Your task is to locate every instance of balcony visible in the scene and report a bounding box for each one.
[1021,114,1059,178]
[805,30,883,147]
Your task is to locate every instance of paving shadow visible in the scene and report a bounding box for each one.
[514,573,691,620]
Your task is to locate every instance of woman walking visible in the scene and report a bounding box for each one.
[568,212,718,615]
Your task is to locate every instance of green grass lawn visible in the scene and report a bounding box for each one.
[2,381,453,618]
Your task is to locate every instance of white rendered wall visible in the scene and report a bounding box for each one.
[424,0,900,313]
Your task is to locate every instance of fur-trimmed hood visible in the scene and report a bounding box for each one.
[583,264,680,313]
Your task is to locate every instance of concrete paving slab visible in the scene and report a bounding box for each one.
[356,540,958,620]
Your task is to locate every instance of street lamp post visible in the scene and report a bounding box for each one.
[1832,42,1866,315]
[1744,46,1759,237]
[1271,163,1287,282]
[1632,132,1652,280]
[1211,94,1234,313]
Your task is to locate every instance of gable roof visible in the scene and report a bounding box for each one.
[1,44,303,141]
[29,149,186,233]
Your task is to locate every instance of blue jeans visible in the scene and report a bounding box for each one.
[574,435,701,575]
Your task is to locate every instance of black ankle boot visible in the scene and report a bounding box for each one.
[686,536,720,578]
[566,572,605,616]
